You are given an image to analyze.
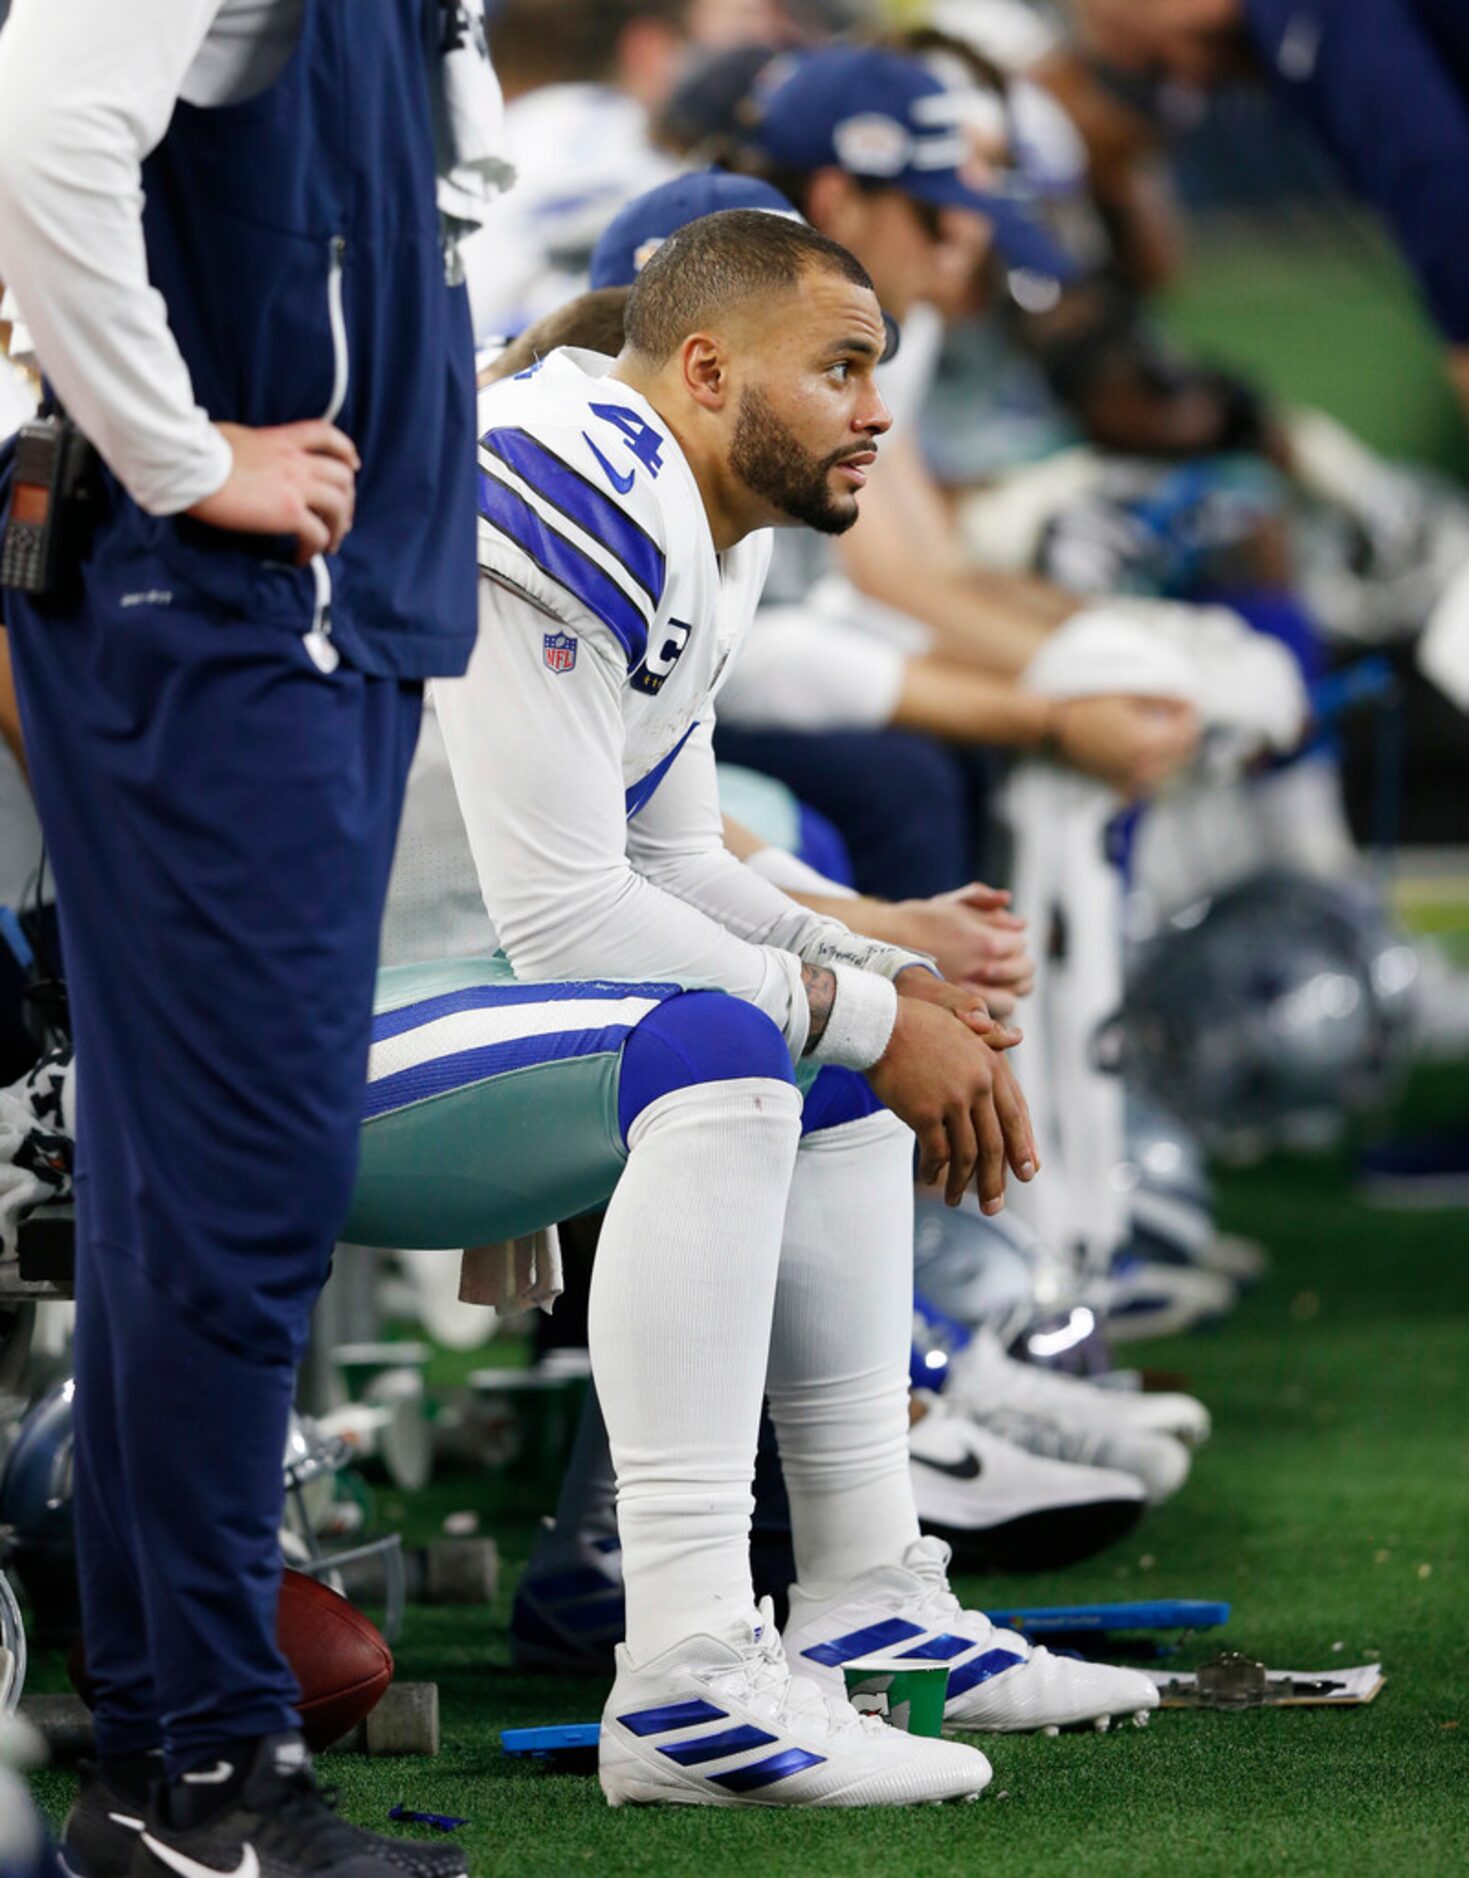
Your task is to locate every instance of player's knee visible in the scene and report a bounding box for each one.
[617,991,795,1141]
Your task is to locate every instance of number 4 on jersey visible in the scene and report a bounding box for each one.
[587,402,665,486]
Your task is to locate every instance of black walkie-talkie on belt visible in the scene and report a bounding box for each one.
[1,416,97,597]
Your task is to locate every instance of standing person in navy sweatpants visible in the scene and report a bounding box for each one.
[0,5,481,1874]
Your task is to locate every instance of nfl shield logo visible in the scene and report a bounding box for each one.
[543,631,578,675]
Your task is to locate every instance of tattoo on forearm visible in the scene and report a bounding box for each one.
[801,964,837,1055]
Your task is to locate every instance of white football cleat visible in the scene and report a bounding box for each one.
[909,1393,1145,1567]
[784,1537,1160,1736]
[1086,1254,1237,1343]
[600,1600,992,1808]
[944,1328,1207,1498]
[972,1403,1191,1506]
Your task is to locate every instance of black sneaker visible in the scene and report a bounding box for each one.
[130,1735,467,1878]
[59,1760,152,1878]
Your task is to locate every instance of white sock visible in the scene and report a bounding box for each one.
[766,1107,921,1598]
[589,1077,802,1663]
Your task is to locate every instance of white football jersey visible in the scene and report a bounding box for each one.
[471,346,772,813]
[431,346,925,1060]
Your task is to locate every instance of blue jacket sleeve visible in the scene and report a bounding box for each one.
[1245,0,1469,343]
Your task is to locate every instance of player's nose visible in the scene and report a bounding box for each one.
[857,380,892,438]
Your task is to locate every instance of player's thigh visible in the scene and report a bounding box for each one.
[353,959,661,1246]
[353,964,800,1247]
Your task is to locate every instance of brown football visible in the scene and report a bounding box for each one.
[68,1567,393,1751]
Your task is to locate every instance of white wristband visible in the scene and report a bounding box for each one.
[806,963,898,1071]
[803,929,937,984]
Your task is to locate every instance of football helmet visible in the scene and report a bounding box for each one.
[0,1568,24,1712]
[0,1385,405,1647]
[1123,871,1419,1155]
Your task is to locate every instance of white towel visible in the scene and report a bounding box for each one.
[1032,599,1307,757]
[431,1,516,266]
[459,1225,563,1314]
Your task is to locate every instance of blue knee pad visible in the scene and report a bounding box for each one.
[617,992,796,1144]
[800,1066,885,1137]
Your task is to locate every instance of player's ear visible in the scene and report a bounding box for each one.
[681,332,729,412]
[805,167,861,246]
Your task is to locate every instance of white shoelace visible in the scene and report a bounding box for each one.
[704,1605,878,1742]
[897,1538,1031,1659]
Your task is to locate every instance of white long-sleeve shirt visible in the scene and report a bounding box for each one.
[434,349,928,1067]
[0,0,302,513]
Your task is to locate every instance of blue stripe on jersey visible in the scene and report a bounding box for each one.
[798,1618,926,1669]
[482,427,665,606]
[944,1648,1026,1699]
[659,1725,777,1768]
[479,469,650,669]
[619,1700,727,1738]
[708,1748,825,1793]
[364,1022,640,1121]
[625,722,698,820]
[372,978,681,1047]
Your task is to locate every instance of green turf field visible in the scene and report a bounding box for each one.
[23,1053,1469,1876]
[1161,223,1469,482]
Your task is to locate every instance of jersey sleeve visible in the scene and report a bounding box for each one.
[1245,0,1469,344]
[433,579,817,1055]
[474,392,670,675]
[0,0,235,514]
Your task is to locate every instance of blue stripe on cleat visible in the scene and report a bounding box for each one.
[945,1649,1026,1698]
[897,1633,974,1662]
[708,1748,826,1793]
[659,1726,778,1767]
[799,1618,925,1668]
[618,1699,727,1737]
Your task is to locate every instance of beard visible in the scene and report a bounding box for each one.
[729,386,864,536]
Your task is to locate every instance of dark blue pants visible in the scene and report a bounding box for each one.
[713,724,975,901]
[7,590,420,1772]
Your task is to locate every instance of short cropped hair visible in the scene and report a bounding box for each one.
[622,209,874,364]
[480,288,632,386]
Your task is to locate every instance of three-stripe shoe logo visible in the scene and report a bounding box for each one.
[617,1700,825,1792]
[800,1618,1026,1700]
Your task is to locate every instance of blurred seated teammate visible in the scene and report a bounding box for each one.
[459,0,804,341]
[696,43,1300,777]
[355,210,1161,1806]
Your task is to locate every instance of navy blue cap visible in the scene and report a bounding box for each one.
[588,169,902,363]
[748,45,1078,282]
[590,172,800,290]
